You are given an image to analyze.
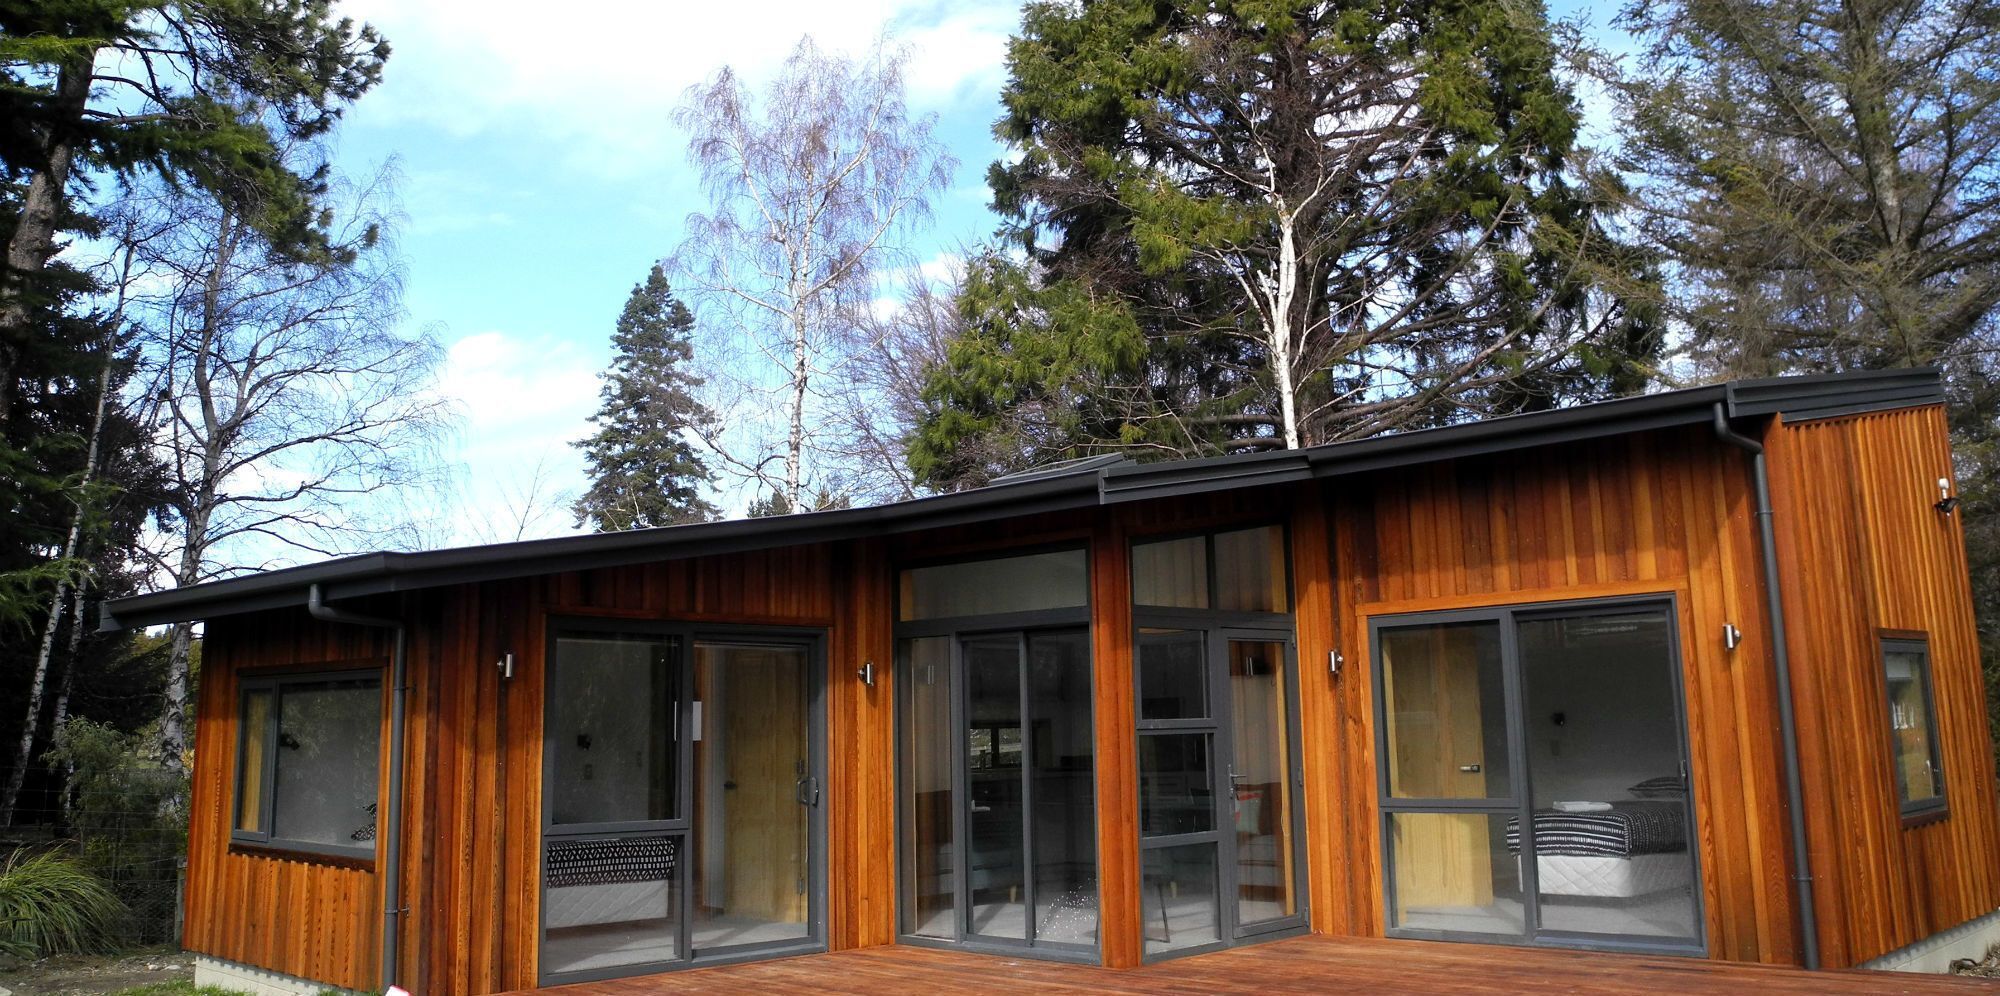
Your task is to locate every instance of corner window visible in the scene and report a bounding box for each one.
[233,672,383,858]
[1882,638,1946,818]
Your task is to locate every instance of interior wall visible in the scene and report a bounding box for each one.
[1766,405,2000,967]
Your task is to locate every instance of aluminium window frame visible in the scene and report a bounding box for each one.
[230,667,388,862]
[1367,594,1708,958]
[1880,635,1949,822]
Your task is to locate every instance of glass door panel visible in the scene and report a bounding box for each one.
[1028,631,1098,945]
[1516,610,1698,943]
[964,635,1027,940]
[691,642,812,952]
[1142,841,1222,955]
[542,632,683,978]
[1226,639,1295,931]
[1379,622,1509,800]
[898,637,956,939]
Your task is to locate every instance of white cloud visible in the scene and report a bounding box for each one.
[426,329,607,545]
[341,0,1018,177]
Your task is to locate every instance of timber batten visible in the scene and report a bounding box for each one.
[151,371,2000,993]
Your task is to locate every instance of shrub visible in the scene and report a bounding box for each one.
[0,847,127,957]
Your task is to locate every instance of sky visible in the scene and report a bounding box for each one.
[313,0,1619,550]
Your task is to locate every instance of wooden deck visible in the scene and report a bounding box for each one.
[520,936,1992,994]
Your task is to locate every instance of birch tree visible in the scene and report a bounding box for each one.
[123,160,449,776]
[667,36,951,511]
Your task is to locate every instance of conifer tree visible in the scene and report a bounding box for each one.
[573,266,719,531]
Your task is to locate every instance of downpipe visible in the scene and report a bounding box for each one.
[1711,404,1821,970]
[308,583,408,991]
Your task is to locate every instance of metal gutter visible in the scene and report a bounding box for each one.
[1710,403,1821,970]
[306,584,409,991]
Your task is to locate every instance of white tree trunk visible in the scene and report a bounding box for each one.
[1268,205,1303,450]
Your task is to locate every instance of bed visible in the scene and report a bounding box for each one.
[1505,801,1690,900]
[544,836,678,930]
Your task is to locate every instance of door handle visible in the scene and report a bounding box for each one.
[1459,764,1482,773]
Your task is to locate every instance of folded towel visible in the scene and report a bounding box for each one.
[1553,800,1612,813]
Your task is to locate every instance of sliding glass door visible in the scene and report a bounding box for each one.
[896,628,1098,953]
[1372,599,1702,953]
[541,623,823,985]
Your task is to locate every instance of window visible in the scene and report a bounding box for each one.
[898,549,1088,621]
[1882,637,1946,818]
[233,672,383,858]
[1132,525,1287,613]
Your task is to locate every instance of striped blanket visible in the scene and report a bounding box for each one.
[1505,801,1687,857]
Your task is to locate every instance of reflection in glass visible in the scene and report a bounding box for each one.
[1380,622,1509,799]
[1213,526,1286,612]
[964,635,1026,939]
[1139,734,1213,837]
[692,643,811,950]
[1389,812,1524,936]
[269,679,381,848]
[549,634,678,825]
[899,550,1088,621]
[1138,629,1207,721]
[1228,640,1294,926]
[1885,645,1943,806]
[898,637,956,939]
[1517,610,1696,941]
[542,834,681,975]
[1029,631,1099,945]
[1142,842,1221,955]
[1133,536,1208,608]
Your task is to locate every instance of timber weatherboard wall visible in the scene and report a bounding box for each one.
[1765,404,2000,967]
[164,373,2000,993]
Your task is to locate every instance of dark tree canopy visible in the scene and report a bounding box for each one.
[573,265,719,532]
[909,0,1660,489]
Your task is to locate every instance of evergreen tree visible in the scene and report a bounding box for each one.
[910,0,1658,489]
[573,266,719,531]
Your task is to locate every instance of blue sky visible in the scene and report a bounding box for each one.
[320,0,1619,545]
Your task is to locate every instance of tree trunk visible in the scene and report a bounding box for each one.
[1268,204,1303,450]
[0,341,114,825]
[787,306,809,511]
[52,575,85,822]
[0,52,96,428]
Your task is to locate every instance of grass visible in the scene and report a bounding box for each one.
[0,848,126,958]
[108,985,238,996]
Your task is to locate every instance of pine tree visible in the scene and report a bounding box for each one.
[573,266,719,531]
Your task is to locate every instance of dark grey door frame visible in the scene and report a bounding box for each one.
[537,617,830,987]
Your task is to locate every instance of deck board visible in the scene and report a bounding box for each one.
[515,936,1987,994]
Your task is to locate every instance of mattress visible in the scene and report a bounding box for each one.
[544,836,677,930]
[1505,801,1687,857]
[545,881,672,929]
[1529,852,1690,899]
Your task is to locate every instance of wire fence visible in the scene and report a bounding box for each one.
[4,761,187,949]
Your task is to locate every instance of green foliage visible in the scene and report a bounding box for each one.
[0,847,126,958]
[572,265,719,530]
[915,0,1659,487]
[111,983,240,996]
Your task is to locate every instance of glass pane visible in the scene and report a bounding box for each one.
[1132,536,1208,608]
[235,689,272,834]
[691,643,811,950]
[1213,526,1286,612]
[1137,629,1207,721]
[1028,631,1097,945]
[964,635,1026,939]
[1139,734,1213,837]
[1141,842,1220,955]
[270,679,382,849]
[1228,640,1295,927]
[1517,609,1697,941]
[1886,647,1943,804]
[1380,621,1509,799]
[543,834,681,974]
[899,550,1088,621]
[549,634,678,825]
[1389,812,1524,936]
[898,637,956,939]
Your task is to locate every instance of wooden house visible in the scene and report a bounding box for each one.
[101,368,2000,993]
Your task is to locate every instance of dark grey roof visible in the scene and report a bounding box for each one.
[100,367,1945,630]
